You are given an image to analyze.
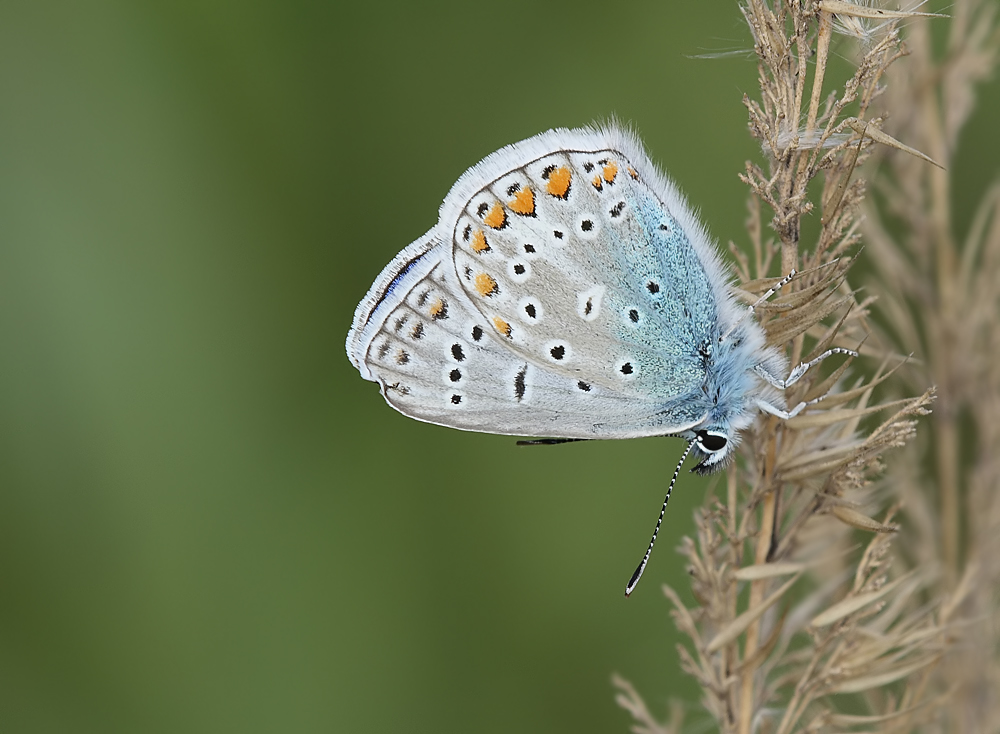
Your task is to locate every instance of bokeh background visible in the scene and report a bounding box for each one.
[1,2,997,732]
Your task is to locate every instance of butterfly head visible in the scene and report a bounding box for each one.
[689,428,734,474]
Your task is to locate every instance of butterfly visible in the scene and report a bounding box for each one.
[346,124,854,595]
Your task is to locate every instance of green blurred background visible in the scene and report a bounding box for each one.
[1,2,996,732]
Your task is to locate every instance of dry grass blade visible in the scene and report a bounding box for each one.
[706,573,801,653]
[827,687,955,725]
[784,398,914,430]
[845,118,944,168]
[733,562,805,580]
[818,1,946,20]
[811,571,916,627]
[829,505,898,533]
[611,673,678,734]
[827,654,942,694]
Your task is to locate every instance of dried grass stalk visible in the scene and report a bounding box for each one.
[614,1,1000,732]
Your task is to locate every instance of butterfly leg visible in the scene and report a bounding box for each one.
[756,347,858,390]
[754,347,859,419]
[720,269,797,343]
[756,395,822,420]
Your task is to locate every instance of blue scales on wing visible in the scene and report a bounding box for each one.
[445,144,720,433]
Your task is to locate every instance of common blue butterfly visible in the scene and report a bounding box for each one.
[346,125,854,594]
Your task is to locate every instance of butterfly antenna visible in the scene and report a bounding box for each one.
[720,269,797,343]
[625,439,697,597]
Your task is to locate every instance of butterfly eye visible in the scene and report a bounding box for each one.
[696,430,728,453]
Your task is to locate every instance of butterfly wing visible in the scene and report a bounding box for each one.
[348,231,694,437]
[348,125,741,439]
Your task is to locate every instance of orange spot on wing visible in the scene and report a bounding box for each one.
[507,186,535,215]
[546,166,571,198]
[591,175,603,190]
[474,273,498,297]
[483,202,507,229]
[627,166,639,180]
[602,161,618,184]
[470,229,490,253]
[493,317,512,338]
[429,299,445,318]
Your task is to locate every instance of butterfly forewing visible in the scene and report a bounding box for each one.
[448,147,713,401]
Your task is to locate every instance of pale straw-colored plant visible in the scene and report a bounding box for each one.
[614,1,1000,732]
[860,0,1000,729]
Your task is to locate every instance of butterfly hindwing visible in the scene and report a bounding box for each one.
[351,241,703,438]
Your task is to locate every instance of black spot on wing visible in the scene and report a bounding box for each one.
[514,365,527,402]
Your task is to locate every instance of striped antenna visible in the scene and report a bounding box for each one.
[625,439,697,597]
